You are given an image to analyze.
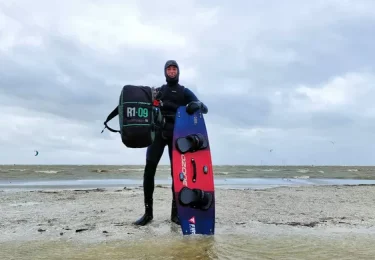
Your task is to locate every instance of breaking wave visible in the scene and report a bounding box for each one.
[216,171,229,175]
[292,175,310,179]
[34,170,59,174]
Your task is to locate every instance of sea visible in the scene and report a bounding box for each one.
[1,164,375,190]
[1,164,375,260]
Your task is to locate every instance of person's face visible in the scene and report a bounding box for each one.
[166,66,178,78]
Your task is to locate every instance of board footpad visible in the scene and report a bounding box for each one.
[176,133,208,154]
[178,187,213,210]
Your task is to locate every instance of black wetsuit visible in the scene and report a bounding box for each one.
[134,60,208,226]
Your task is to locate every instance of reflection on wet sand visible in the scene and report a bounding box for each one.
[1,233,375,260]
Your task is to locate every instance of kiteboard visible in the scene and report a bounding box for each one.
[172,105,215,235]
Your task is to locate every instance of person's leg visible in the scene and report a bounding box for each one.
[167,140,180,225]
[134,132,167,226]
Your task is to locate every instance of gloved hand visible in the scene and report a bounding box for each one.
[186,101,208,115]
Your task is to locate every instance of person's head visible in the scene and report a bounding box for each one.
[164,60,180,84]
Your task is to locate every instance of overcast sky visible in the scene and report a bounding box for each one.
[1,0,375,165]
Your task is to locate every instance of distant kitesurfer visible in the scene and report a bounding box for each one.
[134,60,208,226]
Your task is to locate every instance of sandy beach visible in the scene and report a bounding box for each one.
[1,184,375,259]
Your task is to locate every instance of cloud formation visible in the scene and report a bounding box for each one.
[1,0,375,165]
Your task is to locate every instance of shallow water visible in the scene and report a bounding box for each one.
[2,177,375,191]
[1,233,374,260]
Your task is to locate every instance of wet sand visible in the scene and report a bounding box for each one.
[1,185,375,259]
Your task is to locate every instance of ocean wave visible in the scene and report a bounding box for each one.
[34,170,59,174]
[292,175,310,179]
[262,168,282,172]
[216,171,229,175]
[118,168,144,172]
[347,169,359,172]
[91,169,109,173]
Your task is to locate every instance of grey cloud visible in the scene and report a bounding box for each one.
[1,0,375,165]
[0,31,176,124]
[186,1,375,91]
[198,92,272,128]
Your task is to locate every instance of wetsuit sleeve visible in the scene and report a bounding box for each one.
[184,88,208,114]
[183,88,199,103]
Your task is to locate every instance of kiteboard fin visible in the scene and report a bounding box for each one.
[176,133,208,154]
[178,187,213,211]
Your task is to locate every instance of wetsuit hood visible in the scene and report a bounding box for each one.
[164,60,180,84]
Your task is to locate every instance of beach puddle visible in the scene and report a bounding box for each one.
[0,233,374,260]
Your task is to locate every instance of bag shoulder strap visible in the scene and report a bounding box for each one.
[101,106,120,133]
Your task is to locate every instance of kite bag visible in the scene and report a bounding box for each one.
[102,85,162,148]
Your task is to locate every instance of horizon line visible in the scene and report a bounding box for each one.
[0,164,373,167]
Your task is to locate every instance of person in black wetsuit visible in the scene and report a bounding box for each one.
[134,60,208,226]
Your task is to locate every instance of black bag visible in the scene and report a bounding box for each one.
[102,85,162,148]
